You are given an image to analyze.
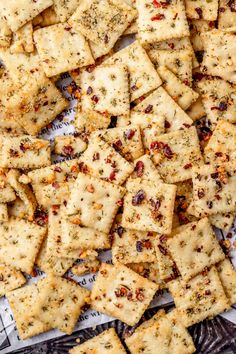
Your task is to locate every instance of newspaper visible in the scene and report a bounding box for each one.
[0,73,236,354]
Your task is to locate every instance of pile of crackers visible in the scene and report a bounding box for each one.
[0,0,236,352]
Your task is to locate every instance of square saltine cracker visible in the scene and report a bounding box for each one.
[150,126,203,183]
[105,40,162,101]
[136,0,189,45]
[7,281,51,340]
[204,120,236,164]
[0,0,53,32]
[69,328,126,354]
[81,64,130,116]
[197,77,236,127]
[201,29,236,84]
[185,0,218,20]
[69,0,136,50]
[94,125,144,162]
[79,136,134,184]
[35,275,90,335]
[167,218,225,281]
[148,49,193,84]
[122,178,176,234]
[91,262,158,326]
[157,66,198,110]
[168,267,230,327]
[0,265,25,297]
[0,135,51,169]
[111,215,156,264]
[34,23,94,77]
[192,163,236,215]
[66,173,125,233]
[0,217,46,273]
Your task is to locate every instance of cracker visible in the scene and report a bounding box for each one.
[186,200,234,232]
[189,20,215,52]
[111,215,156,264]
[192,163,236,215]
[0,18,12,47]
[53,0,80,22]
[118,111,165,132]
[127,262,165,287]
[89,41,111,60]
[186,97,206,121]
[54,135,87,157]
[7,169,37,221]
[69,0,136,50]
[134,87,193,132]
[197,78,236,127]
[27,159,81,207]
[209,212,234,232]
[147,36,193,51]
[136,0,189,45]
[157,66,199,110]
[201,29,236,84]
[7,282,51,340]
[146,36,198,68]
[126,310,195,354]
[129,308,166,332]
[123,19,138,35]
[218,0,236,32]
[185,0,218,20]
[66,173,125,233]
[62,215,110,251]
[105,41,162,101]
[91,262,158,326]
[150,127,203,183]
[35,275,90,335]
[0,217,46,273]
[0,0,53,32]
[0,135,51,169]
[204,120,236,165]
[148,49,193,84]
[79,136,134,185]
[217,258,236,306]
[167,218,225,281]
[167,311,196,354]
[0,70,27,135]
[36,238,76,276]
[47,206,82,260]
[0,265,25,297]
[69,328,126,354]
[6,75,68,135]
[0,104,26,136]
[126,316,172,353]
[121,178,176,234]
[94,125,144,162]
[27,159,81,185]
[168,267,230,327]
[0,169,16,203]
[72,258,101,276]
[128,154,163,183]
[0,51,42,87]
[34,23,94,77]
[32,182,71,208]
[10,21,34,54]
[117,112,165,151]
[81,64,130,116]
[154,235,178,281]
[75,109,111,135]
